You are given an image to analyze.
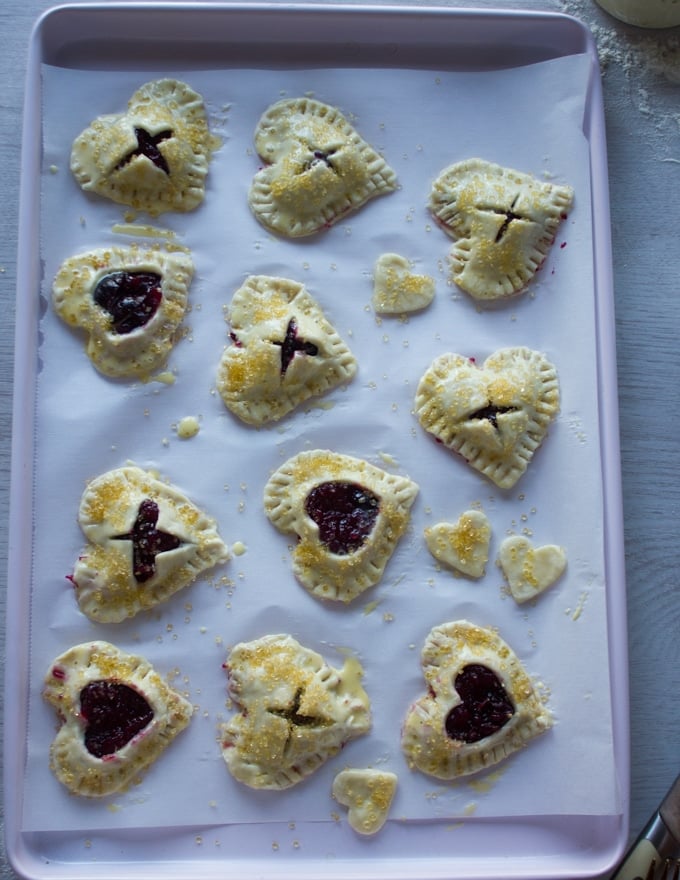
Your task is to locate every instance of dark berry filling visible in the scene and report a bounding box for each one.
[469,404,517,429]
[80,680,154,758]
[93,271,163,334]
[274,317,319,375]
[445,664,515,744]
[113,498,181,583]
[304,481,380,555]
[116,127,172,175]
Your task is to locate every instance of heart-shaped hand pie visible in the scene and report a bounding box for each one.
[220,634,371,790]
[52,244,193,378]
[70,79,215,215]
[415,346,560,489]
[217,275,357,425]
[43,641,192,796]
[429,158,573,300]
[332,768,398,835]
[264,450,419,603]
[248,97,397,237]
[372,253,436,314]
[499,535,567,604]
[401,620,552,779]
[424,509,491,578]
[71,466,229,622]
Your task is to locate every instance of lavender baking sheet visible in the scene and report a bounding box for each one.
[6,5,629,879]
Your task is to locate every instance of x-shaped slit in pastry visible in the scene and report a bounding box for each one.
[305,146,338,172]
[490,194,526,243]
[273,317,319,375]
[113,499,182,583]
[268,687,333,752]
[116,127,173,175]
[469,404,518,430]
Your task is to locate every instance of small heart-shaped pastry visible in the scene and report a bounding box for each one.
[401,620,552,779]
[424,509,491,578]
[332,768,398,835]
[71,466,229,622]
[248,97,397,237]
[220,634,371,790]
[70,79,215,215]
[217,275,357,425]
[264,450,419,603]
[52,243,193,378]
[499,535,567,604]
[415,346,559,489]
[429,158,573,300]
[372,253,435,314]
[43,641,192,797]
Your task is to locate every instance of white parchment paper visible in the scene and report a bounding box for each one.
[23,53,621,834]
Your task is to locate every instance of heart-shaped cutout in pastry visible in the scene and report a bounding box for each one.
[220,634,371,790]
[499,535,567,604]
[43,641,193,797]
[372,253,435,314]
[71,465,229,622]
[424,509,491,579]
[415,346,559,489]
[429,158,573,300]
[248,97,397,237]
[52,244,193,379]
[332,768,398,835]
[217,275,357,425]
[401,620,552,779]
[264,450,419,603]
[70,79,215,215]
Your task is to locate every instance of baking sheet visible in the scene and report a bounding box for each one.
[6,4,629,879]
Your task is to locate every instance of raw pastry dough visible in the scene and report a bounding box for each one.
[217,275,357,425]
[372,253,435,314]
[264,450,419,603]
[71,465,229,622]
[52,243,193,378]
[401,620,552,779]
[248,97,397,237]
[220,634,371,790]
[499,535,567,604]
[424,509,491,578]
[43,641,192,797]
[415,347,559,489]
[332,768,398,835]
[71,79,215,214]
[429,158,573,300]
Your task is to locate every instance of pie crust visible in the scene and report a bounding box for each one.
[424,509,491,579]
[332,768,398,835]
[414,347,560,489]
[499,535,567,604]
[220,633,371,790]
[248,97,397,237]
[429,158,574,300]
[372,253,436,314]
[52,243,193,379]
[217,275,357,425]
[263,450,419,603]
[70,79,215,215]
[71,465,229,622]
[401,620,553,780]
[43,640,192,797]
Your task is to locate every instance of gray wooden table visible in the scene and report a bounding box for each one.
[1,0,678,877]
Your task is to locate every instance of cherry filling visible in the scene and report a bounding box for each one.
[274,317,319,375]
[93,271,163,334]
[304,481,380,555]
[469,404,517,430]
[80,680,154,758]
[113,498,181,583]
[445,664,515,744]
[116,127,173,175]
